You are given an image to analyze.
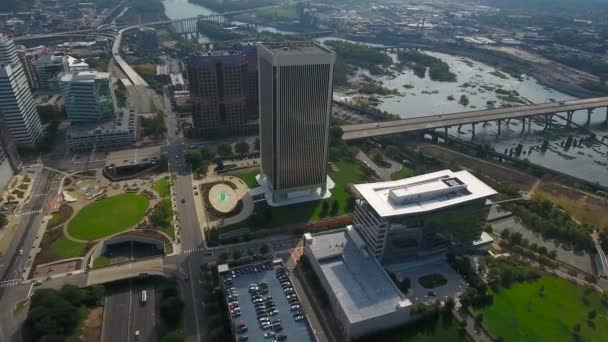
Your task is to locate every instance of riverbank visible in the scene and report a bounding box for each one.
[328,35,605,99]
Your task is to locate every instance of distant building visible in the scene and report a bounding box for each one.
[187,50,256,138]
[17,50,38,90]
[0,34,43,144]
[235,43,258,122]
[63,55,90,73]
[353,170,496,264]
[303,227,412,340]
[257,42,335,205]
[66,108,137,151]
[60,70,116,123]
[34,53,64,91]
[136,28,158,56]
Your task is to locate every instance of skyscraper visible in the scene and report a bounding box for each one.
[60,70,117,123]
[257,42,335,204]
[0,34,43,145]
[136,28,159,56]
[187,50,257,138]
[34,54,64,91]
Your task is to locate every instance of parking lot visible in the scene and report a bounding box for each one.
[393,261,467,303]
[220,260,314,342]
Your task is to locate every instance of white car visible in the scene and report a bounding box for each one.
[18,249,23,255]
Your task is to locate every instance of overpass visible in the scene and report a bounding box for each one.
[340,97,608,140]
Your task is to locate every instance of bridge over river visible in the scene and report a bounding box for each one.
[340,97,608,140]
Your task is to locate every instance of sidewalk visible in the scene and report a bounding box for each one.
[453,302,492,342]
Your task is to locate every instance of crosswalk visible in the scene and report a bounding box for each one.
[14,209,42,216]
[184,247,206,254]
[0,280,20,288]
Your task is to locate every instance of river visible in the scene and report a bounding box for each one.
[161,0,293,34]
[316,37,608,187]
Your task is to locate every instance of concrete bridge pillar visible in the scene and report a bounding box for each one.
[506,118,511,125]
[444,127,448,135]
[587,108,594,125]
[457,124,463,133]
[471,123,476,138]
[528,117,532,132]
[605,107,608,124]
[521,117,526,133]
[544,114,552,130]
[566,110,574,127]
[497,120,502,135]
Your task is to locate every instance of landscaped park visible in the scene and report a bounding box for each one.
[31,171,176,278]
[480,275,608,342]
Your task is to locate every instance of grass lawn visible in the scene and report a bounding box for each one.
[51,236,87,259]
[390,166,414,180]
[93,255,111,268]
[418,273,448,289]
[264,158,368,226]
[230,168,260,188]
[67,193,149,240]
[480,275,608,342]
[153,177,171,198]
[359,315,469,342]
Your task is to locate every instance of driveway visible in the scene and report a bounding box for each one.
[355,148,401,181]
[392,261,467,303]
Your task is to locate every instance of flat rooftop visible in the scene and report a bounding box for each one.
[60,70,109,82]
[307,227,410,324]
[260,41,332,56]
[354,170,497,217]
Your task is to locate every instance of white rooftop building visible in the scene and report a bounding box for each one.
[353,170,496,263]
[304,226,412,340]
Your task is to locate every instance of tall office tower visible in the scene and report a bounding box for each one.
[60,71,117,123]
[187,50,256,138]
[235,43,259,122]
[0,118,21,191]
[136,28,159,56]
[34,54,64,91]
[0,34,43,145]
[257,42,335,205]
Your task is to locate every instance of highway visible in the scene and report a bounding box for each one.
[102,281,156,342]
[340,96,608,140]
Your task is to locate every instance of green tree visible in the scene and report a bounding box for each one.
[160,296,184,328]
[82,285,104,306]
[330,200,340,216]
[330,126,344,144]
[150,199,172,228]
[59,285,83,307]
[161,330,185,342]
[235,141,250,155]
[0,212,8,229]
[217,144,233,158]
[184,149,203,169]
